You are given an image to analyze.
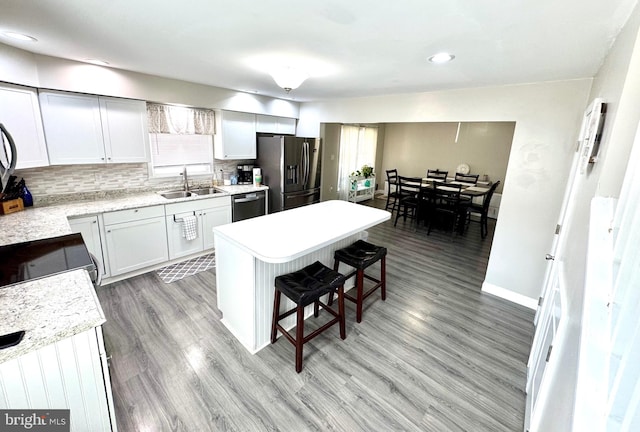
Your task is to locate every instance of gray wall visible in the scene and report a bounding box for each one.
[319,123,342,201]
[382,122,514,193]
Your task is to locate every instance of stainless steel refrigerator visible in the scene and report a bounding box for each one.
[256,135,321,213]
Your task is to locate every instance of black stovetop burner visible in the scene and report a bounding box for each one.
[0,233,95,288]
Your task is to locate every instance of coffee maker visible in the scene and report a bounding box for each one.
[237,165,254,184]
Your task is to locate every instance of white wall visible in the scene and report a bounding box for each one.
[298,79,592,306]
[0,43,300,119]
[534,3,640,431]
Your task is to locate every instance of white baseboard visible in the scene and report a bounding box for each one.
[482,282,538,310]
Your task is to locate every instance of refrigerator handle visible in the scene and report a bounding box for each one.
[303,141,309,186]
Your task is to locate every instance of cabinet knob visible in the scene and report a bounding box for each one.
[107,230,111,233]
[101,157,105,160]
[134,209,139,212]
[92,220,97,224]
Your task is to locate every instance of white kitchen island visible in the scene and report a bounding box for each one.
[213,200,390,353]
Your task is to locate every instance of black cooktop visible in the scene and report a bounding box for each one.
[0,233,95,288]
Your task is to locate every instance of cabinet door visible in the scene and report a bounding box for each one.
[166,213,204,260]
[256,114,296,135]
[104,216,168,276]
[202,206,231,250]
[256,114,278,133]
[214,111,256,159]
[39,91,106,164]
[99,97,149,163]
[0,84,49,169]
[277,117,296,135]
[68,215,109,278]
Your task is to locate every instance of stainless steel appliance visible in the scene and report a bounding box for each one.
[231,190,266,222]
[0,233,97,288]
[0,123,17,195]
[256,135,321,213]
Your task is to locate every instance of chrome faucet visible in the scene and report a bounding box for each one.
[182,166,189,192]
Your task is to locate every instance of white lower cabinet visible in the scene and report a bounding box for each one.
[103,205,168,277]
[0,326,117,431]
[166,196,231,260]
[68,215,109,279]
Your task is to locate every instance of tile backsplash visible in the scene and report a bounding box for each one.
[15,160,252,204]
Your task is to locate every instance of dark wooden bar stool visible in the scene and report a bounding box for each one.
[331,240,387,323]
[271,261,346,373]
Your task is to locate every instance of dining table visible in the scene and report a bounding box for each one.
[421,178,491,199]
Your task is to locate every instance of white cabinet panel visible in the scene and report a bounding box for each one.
[256,114,296,135]
[0,328,115,431]
[165,196,231,259]
[39,91,105,164]
[39,90,148,165]
[166,212,203,260]
[99,97,149,163]
[0,83,49,169]
[104,206,168,276]
[202,206,231,250]
[214,110,256,159]
[69,215,109,279]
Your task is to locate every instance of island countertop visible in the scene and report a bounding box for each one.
[0,269,106,364]
[213,200,391,263]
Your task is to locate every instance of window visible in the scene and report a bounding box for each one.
[337,125,378,199]
[147,103,216,178]
[149,133,214,177]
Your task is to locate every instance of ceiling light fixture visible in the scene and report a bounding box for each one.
[84,59,110,66]
[3,32,37,42]
[270,66,309,93]
[428,52,455,64]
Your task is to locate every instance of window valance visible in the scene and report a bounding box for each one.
[147,103,216,135]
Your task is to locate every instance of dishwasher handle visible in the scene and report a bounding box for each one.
[234,194,261,203]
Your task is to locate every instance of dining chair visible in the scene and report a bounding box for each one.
[426,169,448,181]
[393,176,423,227]
[427,184,469,238]
[454,172,479,185]
[385,169,401,213]
[467,180,501,239]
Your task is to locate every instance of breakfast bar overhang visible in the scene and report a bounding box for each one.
[213,200,390,353]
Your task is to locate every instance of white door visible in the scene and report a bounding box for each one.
[525,98,605,431]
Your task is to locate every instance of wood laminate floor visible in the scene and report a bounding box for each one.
[97,197,534,432]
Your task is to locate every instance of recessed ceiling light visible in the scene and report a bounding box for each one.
[428,52,455,64]
[3,32,37,42]
[84,59,110,66]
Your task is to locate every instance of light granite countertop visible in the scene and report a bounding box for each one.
[0,184,268,364]
[0,185,268,247]
[0,270,106,364]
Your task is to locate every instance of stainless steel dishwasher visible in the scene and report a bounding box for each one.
[231,190,266,222]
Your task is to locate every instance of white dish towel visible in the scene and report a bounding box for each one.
[181,215,198,241]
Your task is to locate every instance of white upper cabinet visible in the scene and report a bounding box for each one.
[39,90,149,165]
[256,114,296,135]
[99,97,149,163]
[214,110,256,160]
[0,83,49,169]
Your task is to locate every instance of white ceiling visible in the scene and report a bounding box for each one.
[0,0,637,102]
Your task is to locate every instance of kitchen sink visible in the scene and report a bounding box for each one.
[190,188,223,196]
[160,190,194,199]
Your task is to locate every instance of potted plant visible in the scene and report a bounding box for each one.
[361,164,374,178]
